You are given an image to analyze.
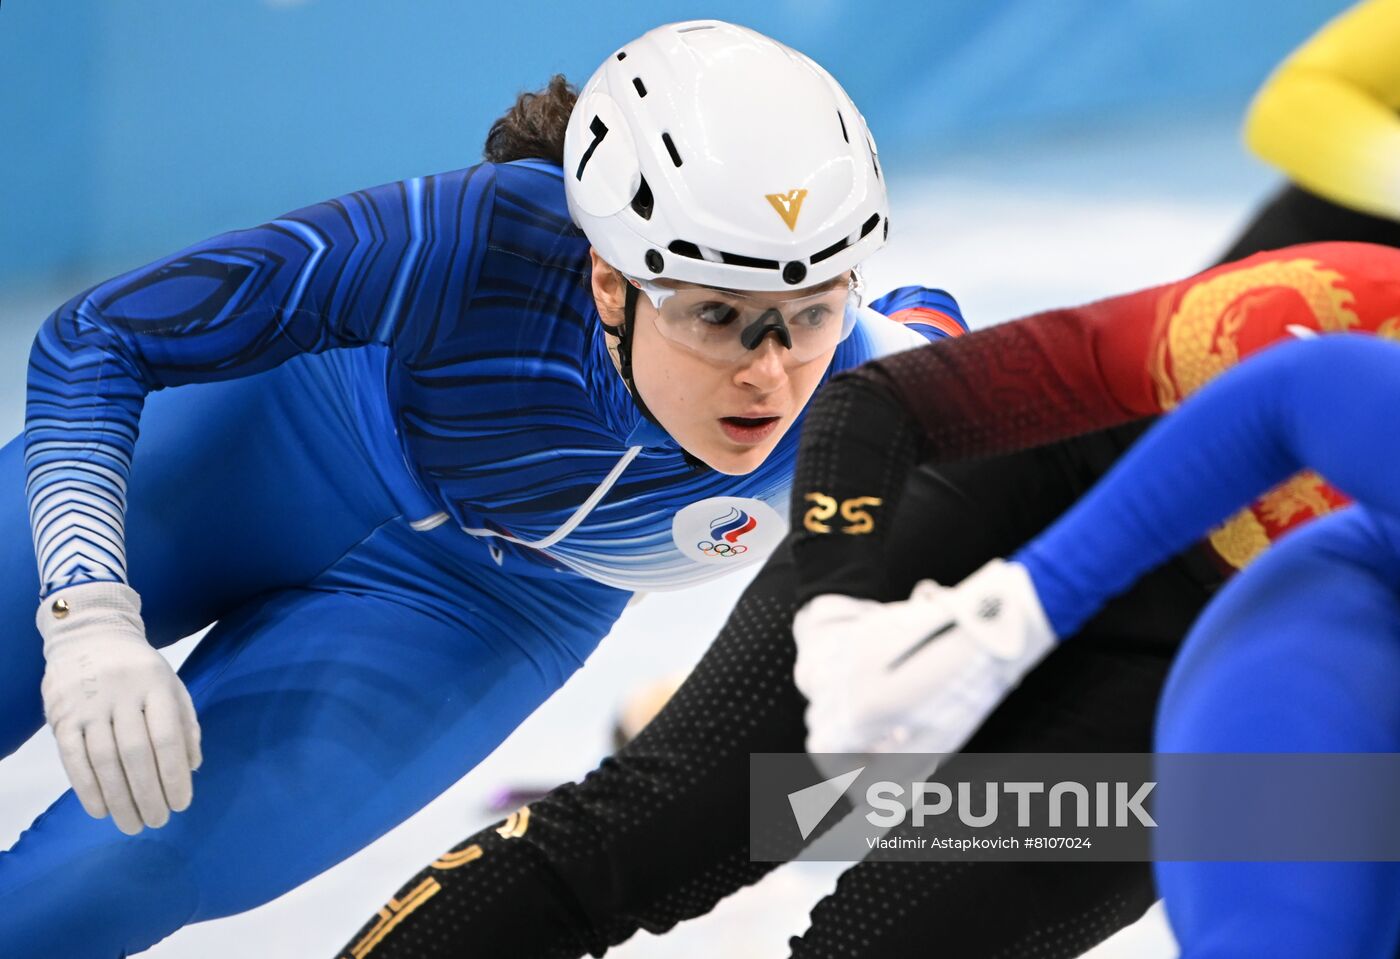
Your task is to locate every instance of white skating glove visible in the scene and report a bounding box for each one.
[37,582,202,835]
[793,559,1056,758]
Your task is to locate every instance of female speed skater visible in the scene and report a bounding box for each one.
[330,4,1400,954]
[333,240,1400,959]
[0,21,972,958]
[799,332,1400,956]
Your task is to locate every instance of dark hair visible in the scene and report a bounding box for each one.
[483,74,578,165]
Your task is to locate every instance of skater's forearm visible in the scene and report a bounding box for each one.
[792,242,1400,601]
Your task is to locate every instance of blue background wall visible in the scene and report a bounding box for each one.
[1,0,1347,290]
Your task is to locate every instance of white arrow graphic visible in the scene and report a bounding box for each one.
[788,766,865,840]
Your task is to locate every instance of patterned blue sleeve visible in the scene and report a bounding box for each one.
[1014,335,1400,638]
[867,285,967,341]
[26,165,497,596]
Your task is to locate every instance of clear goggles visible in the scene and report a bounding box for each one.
[626,269,863,365]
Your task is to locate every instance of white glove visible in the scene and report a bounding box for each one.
[38,582,202,834]
[793,559,1056,758]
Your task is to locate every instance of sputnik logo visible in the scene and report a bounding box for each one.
[788,766,865,840]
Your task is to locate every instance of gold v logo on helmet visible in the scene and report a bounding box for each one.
[765,189,809,231]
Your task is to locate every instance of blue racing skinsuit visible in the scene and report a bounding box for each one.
[0,158,964,956]
[1015,335,1400,958]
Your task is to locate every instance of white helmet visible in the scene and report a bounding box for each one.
[563,20,888,292]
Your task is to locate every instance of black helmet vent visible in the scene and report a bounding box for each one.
[810,235,849,265]
[660,242,785,274]
[631,176,654,220]
[718,250,780,270]
[661,132,683,167]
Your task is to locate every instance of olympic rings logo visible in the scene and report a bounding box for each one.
[696,540,749,558]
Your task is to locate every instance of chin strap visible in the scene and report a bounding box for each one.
[603,279,710,472]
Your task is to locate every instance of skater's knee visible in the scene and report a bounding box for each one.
[0,834,200,958]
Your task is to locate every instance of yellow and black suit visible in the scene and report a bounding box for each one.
[1223,0,1400,260]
